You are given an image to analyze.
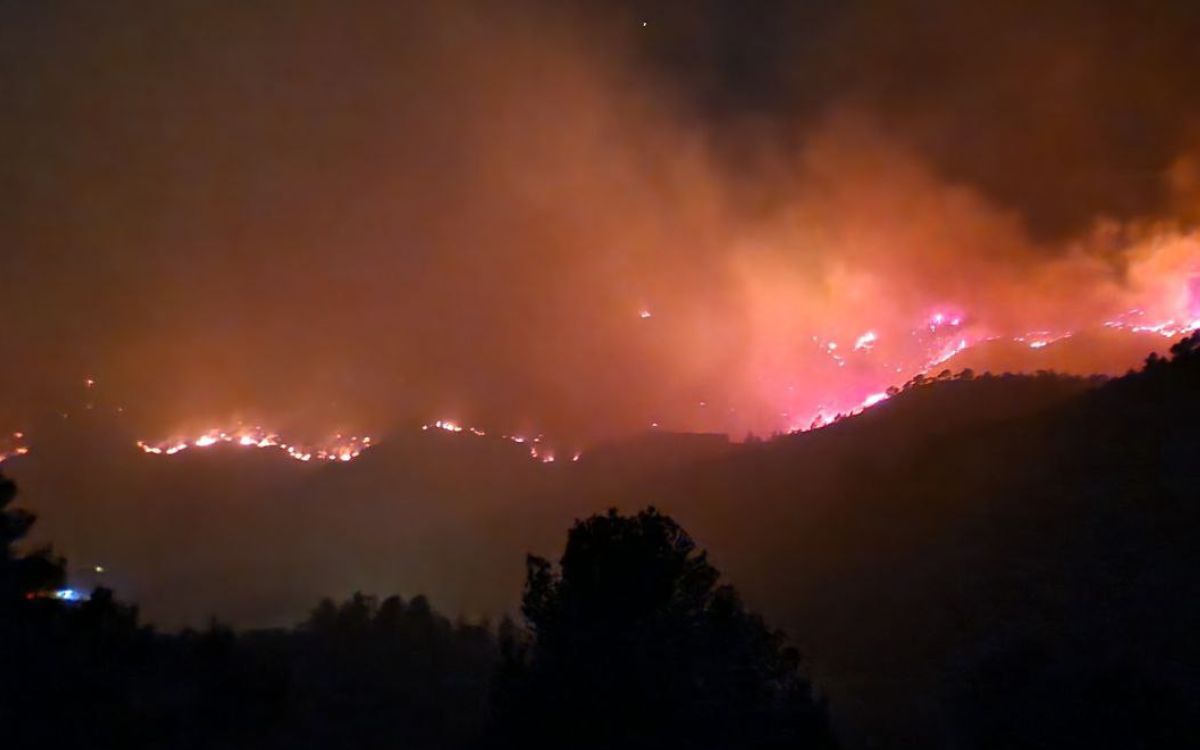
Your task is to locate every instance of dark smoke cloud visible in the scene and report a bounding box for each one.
[618,0,1200,237]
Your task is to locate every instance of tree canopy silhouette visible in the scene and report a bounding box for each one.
[0,473,64,607]
[495,507,835,749]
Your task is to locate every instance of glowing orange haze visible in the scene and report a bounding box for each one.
[2,1,1200,448]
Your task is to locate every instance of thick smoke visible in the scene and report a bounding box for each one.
[2,0,1199,441]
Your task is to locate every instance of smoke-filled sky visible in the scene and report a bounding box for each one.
[4,0,1200,441]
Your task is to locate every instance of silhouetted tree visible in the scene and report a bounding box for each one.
[307,596,339,632]
[494,507,835,749]
[375,594,406,631]
[0,473,64,607]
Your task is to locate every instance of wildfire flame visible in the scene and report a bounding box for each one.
[0,432,30,464]
[135,427,372,463]
[776,303,1200,436]
[422,419,574,464]
[7,288,1200,466]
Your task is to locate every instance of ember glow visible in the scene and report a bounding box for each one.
[853,331,878,351]
[136,428,373,464]
[0,432,30,464]
[769,286,1200,435]
[1104,309,1200,339]
[423,418,576,463]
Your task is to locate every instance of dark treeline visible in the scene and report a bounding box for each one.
[0,545,497,746]
[0,478,831,749]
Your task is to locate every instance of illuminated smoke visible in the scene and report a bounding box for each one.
[1,1,1199,445]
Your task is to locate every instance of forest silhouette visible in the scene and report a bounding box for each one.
[0,482,830,748]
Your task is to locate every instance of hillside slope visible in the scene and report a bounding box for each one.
[627,339,1200,749]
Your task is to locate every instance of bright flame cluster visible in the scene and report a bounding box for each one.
[1103,308,1200,339]
[136,427,372,463]
[778,305,1200,436]
[0,432,30,464]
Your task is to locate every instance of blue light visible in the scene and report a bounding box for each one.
[53,588,83,602]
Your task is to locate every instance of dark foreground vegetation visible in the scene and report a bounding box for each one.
[5,334,1200,748]
[1,477,832,749]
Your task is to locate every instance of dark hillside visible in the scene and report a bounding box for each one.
[614,341,1200,748]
